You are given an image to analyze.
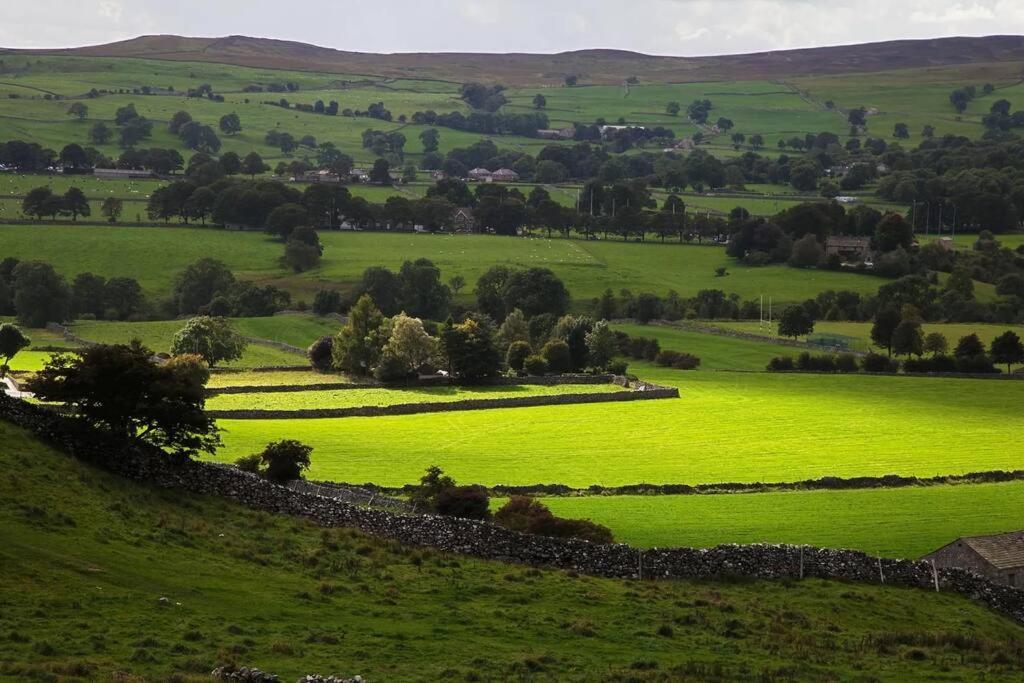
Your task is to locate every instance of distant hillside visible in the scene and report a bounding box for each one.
[10,33,1024,84]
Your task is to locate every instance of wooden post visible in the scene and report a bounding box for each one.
[637,550,643,581]
[931,560,940,592]
[799,546,804,580]
[878,556,885,583]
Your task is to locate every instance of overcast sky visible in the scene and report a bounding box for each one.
[4,0,1024,56]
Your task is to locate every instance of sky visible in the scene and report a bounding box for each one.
[4,0,1024,56]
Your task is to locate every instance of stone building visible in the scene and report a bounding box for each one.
[824,236,872,263]
[923,531,1024,587]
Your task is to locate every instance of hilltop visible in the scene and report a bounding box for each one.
[8,33,1024,84]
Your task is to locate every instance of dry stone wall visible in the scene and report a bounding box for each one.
[2,394,1023,626]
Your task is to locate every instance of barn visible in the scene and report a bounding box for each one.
[923,531,1024,588]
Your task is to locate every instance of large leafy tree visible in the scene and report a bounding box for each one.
[170,317,246,367]
[990,331,1024,371]
[332,294,389,376]
[440,315,501,380]
[26,344,219,457]
[172,259,236,315]
[778,306,815,340]
[0,323,30,376]
[11,261,70,328]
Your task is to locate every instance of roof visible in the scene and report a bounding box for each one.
[826,236,871,246]
[931,531,1024,570]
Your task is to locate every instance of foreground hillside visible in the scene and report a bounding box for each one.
[2,420,1024,680]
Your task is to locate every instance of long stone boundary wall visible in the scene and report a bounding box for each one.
[205,384,678,419]
[2,394,1022,626]
[206,373,621,396]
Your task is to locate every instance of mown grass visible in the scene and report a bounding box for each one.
[210,365,1024,487]
[612,322,801,370]
[207,383,622,411]
[207,370,355,388]
[707,320,1024,353]
[0,224,891,304]
[525,482,1024,558]
[4,419,1023,680]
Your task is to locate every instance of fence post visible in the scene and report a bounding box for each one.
[878,556,885,583]
[637,550,643,580]
[931,560,940,592]
[799,546,804,579]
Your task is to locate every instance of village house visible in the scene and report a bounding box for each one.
[467,168,493,182]
[93,167,155,180]
[536,127,575,140]
[452,207,475,233]
[303,169,342,184]
[490,168,520,182]
[923,531,1024,588]
[824,235,872,263]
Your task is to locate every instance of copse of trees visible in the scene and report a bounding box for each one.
[170,316,247,367]
[0,322,30,376]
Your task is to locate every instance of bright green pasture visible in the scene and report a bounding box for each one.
[533,482,1024,558]
[612,322,800,370]
[943,232,1024,251]
[207,369,353,388]
[211,367,1024,487]
[0,224,890,304]
[64,316,335,368]
[207,383,621,411]
[708,320,1024,353]
[6,420,1022,681]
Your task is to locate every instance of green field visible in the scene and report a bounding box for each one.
[207,369,354,388]
[530,482,1024,558]
[613,322,802,370]
[6,419,1023,680]
[0,224,891,304]
[210,366,1024,487]
[207,382,621,411]
[708,320,1024,353]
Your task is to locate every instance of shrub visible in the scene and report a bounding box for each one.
[434,485,490,520]
[607,360,628,375]
[523,354,547,375]
[234,454,262,474]
[862,352,899,373]
[835,353,859,373]
[257,440,312,483]
[307,336,334,372]
[312,289,342,316]
[494,496,614,544]
[655,349,700,370]
[767,356,795,371]
[541,340,572,373]
[796,352,836,373]
[506,340,532,374]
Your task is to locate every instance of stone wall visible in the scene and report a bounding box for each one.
[206,384,678,419]
[2,394,1022,626]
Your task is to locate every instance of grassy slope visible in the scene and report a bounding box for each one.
[707,320,1024,353]
[206,383,621,411]
[612,322,801,370]
[210,365,1024,487]
[0,225,891,304]
[3,419,1024,681]
[530,482,1024,558]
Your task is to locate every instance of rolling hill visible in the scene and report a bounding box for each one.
[8,33,1024,84]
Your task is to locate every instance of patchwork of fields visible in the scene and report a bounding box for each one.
[210,366,1024,488]
[0,224,892,304]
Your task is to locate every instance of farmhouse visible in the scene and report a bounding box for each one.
[468,168,492,182]
[452,207,475,233]
[491,168,520,182]
[93,167,155,179]
[303,169,342,184]
[536,127,575,140]
[923,531,1024,587]
[825,236,872,262]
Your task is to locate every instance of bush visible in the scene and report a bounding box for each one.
[607,360,628,375]
[234,454,262,474]
[307,335,334,372]
[796,352,836,372]
[434,485,490,520]
[655,349,701,370]
[541,340,572,373]
[623,335,660,361]
[506,340,532,374]
[374,351,413,381]
[767,356,795,371]
[862,352,899,373]
[523,354,547,376]
[494,496,614,544]
[312,289,342,316]
[835,353,859,373]
[257,440,312,483]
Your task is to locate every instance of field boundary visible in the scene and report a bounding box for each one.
[206,372,621,395]
[205,381,678,419]
[3,393,1023,627]
[353,469,1024,498]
